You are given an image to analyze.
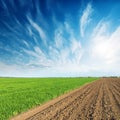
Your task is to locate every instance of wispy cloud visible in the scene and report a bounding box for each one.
[80,3,93,37]
[23,40,30,48]
[0,62,22,77]
[52,19,83,66]
[54,27,64,49]
[83,20,120,74]
[27,16,47,45]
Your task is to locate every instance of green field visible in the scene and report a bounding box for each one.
[0,77,98,120]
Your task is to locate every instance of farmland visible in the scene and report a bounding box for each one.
[12,78,120,120]
[0,77,98,120]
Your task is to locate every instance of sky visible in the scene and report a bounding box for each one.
[0,0,120,77]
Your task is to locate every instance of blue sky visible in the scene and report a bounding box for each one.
[0,0,120,77]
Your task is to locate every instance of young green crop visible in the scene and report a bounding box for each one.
[0,77,98,120]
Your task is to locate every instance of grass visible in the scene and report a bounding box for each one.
[0,77,99,120]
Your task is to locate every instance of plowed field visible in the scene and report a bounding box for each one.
[12,78,120,120]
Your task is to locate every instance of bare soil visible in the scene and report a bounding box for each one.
[11,78,120,120]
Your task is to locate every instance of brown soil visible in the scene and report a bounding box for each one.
[11,78,120,120]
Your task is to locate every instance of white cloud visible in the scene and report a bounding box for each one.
[84,21,120,74]
[23,46,54,69]
[80,3,93,37]
[53,21,83,67]
[23,48,40,58]
[71,39,82,64]
[0,62,22,77]
[27,17,47,45]
[34,46,45,57]
[64,22,74,36]
[0,62,52,77]
[23,40,30,48]
[27,26,33,36]
[23,20,120,76]
[64,22,83,64]
[54,27,64,48]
